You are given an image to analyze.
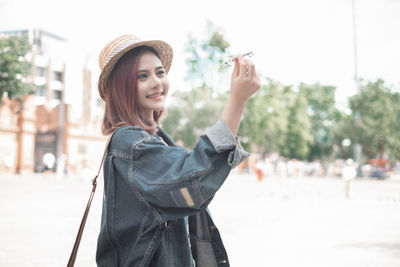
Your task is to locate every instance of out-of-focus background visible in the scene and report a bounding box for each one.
[0,0,399,266]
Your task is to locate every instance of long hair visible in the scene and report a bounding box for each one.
[102,46,165,135]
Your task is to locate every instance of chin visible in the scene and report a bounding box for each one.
[153,106,166,112]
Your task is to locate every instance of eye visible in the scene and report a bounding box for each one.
[137,74,147,79]
[157,70,166,76]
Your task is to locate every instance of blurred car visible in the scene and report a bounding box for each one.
[368,158,390,179]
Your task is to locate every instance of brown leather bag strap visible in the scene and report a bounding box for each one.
[67,132,115,267]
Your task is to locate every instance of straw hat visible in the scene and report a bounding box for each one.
[98,35,173,100]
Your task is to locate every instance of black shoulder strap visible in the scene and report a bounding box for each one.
[67,131,115,267]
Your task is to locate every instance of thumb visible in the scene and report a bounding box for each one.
[231,57,239,78]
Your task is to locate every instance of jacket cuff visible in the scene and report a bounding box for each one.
[205,118,249,168]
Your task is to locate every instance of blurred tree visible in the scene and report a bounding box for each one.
[184,20,230,90]
[337,79,400,161]
[162,86,226,148]
[238,78,288,153]
[280,87,313,159]
[162,22,230,148]
[390,91,400,160]
[238,78,313,159]
[331,112,355,160]
[299,83,341,161]
[0,34,33,107]
[0,34,33,174]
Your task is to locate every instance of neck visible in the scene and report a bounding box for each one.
[140,111,155,127]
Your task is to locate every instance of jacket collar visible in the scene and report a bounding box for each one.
[157,127,180,147]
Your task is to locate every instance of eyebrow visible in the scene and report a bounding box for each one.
[137,66,164,73]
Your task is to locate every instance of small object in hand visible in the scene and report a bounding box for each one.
[224,51,254,67]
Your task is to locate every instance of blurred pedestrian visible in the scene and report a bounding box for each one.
[42,152,55,172]
[255,159,264,181]
[342,158,357,198]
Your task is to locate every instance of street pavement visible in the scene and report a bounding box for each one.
[0,171,399,267]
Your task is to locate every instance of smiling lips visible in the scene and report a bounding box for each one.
[147,92,163,101]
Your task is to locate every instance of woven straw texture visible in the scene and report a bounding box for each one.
[98,35,173,100]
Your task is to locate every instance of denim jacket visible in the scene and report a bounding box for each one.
[96,119,249,267]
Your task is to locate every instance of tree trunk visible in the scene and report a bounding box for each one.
[15,110,24,174]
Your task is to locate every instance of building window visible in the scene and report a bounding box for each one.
[36,67,48,78]
[54,71,63,82]
[36,85,47,96]
[33,37,42,50]
[78,143,87,154]
[96,98,103,108]
[53,90,62,100]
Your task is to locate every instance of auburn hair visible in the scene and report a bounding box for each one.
[102,46,166,135]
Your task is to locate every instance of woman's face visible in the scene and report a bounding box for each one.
[136,51,169,120]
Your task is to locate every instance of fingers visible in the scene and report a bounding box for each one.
[229,55,261,101]
[237,55,248,77]
[231,54,256,79]
[230,54,259,90]
[244,58,255,79]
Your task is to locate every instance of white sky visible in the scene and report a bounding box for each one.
[1,0,399,109]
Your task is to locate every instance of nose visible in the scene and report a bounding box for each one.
[149,73,162,89]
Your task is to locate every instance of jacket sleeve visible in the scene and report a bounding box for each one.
[130,118,249,221]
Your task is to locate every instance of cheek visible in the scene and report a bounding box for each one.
[163,79,170,95]
[137,82,146,98]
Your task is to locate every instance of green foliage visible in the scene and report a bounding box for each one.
[165,21,400,162]
[208,32,229,52]
[163,22,231,148]
[184,21,230,90]
[238,79,315,159]
[299,83,340,160]
[331,113,355,159]
[0,34,33,102]
[338,79,400,161]
[238,79,288,153]
[162,86,226,148]
[280,87,313,159]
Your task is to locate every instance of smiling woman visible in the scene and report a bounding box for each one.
[102,46,168,135]
[135,52,169,124]
[71,34,260,267]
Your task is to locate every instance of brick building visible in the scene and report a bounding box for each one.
[0,29,106,176]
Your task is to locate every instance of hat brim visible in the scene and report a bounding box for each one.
[98,40,173,100]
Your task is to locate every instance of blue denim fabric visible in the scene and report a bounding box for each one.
[96,119,249,267]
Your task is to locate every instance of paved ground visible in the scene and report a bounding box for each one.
[0,171,399,267]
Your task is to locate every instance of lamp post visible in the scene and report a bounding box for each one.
[352,0,359,92]
[352,0,362,176]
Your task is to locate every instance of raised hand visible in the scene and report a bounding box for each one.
[230,55,261,103]
[221,55,261,135]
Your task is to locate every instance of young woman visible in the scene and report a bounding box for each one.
[96,35,260,267]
